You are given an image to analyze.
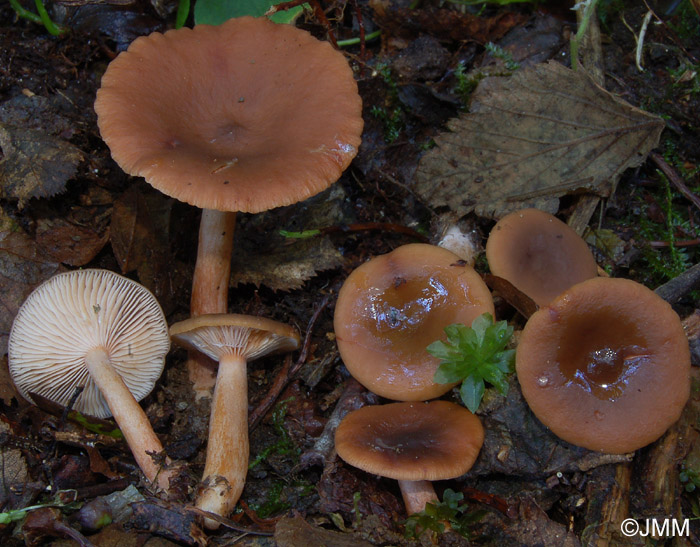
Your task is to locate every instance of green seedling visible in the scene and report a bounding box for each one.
[9,0,67,36]
[194,0,307,26]
[428,313,515,413]
[404,488,485,539]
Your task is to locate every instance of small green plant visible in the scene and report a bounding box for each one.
[428,313,515,413]
[404,489,485,539]
[454,61,485,106]
[370,62,405,144]
[248,398,299,469]
[484,42,520,71]
[9,0,67,36]
[194,0,307,26]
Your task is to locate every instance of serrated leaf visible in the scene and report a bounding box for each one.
[414,61,665,219]
[0,123,82,206]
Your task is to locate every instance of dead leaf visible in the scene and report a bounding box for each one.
[0,421,29,508]
[502,495,581,546]
[0,123,83,206]
[414,61,665,219]
[0,211,61,356]
[370,0,526,43]
[36,217,109,266]
[231,186,350,291]
[110,183,175,310]
[275,515,374,547]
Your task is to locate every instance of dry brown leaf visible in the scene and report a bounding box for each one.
[0,123,83,206]
[0,211,61,356]
[36,217,110,266]
[415,61,665,219]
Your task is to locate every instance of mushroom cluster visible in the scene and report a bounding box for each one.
[333,243,491,513]
[95,15,363,399]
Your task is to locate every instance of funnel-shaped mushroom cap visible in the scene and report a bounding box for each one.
[516,277,691,453]
[335,401,484,481]
[334,244,494,401]
[95,16,363,214]
[8,269,170,419]
[486,208,598,307]
[170,313,300,362]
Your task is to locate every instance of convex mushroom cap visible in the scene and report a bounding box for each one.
[335,400,484,514]
[334,244,494,401]
[516,277,691,453]
[486,208,598,307]
[94,16,363,214]
[170,314,300,527]
[9,269,173,491]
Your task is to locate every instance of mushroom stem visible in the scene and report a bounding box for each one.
[188,209,237,399]
[398,480,439,515]
[84,347,173,492]
[196,352,249,529]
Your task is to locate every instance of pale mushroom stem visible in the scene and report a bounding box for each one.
[84,347,174,492]
[196,352,249,529]
[398,479,439,515]
[188,209,236,399]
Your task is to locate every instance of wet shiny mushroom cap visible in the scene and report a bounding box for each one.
[334,244,494,401]
[516,277,691,453]
[95,16,363,214]
[335,400,484,481]
[8,269,170,419]
[486,208,598,307]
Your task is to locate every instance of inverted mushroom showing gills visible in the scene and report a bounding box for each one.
[95,16,363,398]
[334,243,494,401]
[169,314,300,527]
[8,269,174,492]
[335,401,484,515]
[485,208,598,307]
[516,277,691,454]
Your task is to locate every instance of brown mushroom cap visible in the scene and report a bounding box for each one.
[485,208,598,307]
[94,17,363,214]
[516,277,691,453]
[170,313,300,361]
[335,401,484,481]
[8,269,169,419]
[334,243,494,401]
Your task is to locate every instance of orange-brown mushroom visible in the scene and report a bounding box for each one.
[335,401,484,514]
[516,277,691,453]
[170,313,299,527]
[95,16,363,398]
[485,208,598,307]
[334,244,494,401]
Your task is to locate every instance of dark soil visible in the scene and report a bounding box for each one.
[1,0,700,545]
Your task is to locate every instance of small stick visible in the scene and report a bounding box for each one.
[650,151,700,213]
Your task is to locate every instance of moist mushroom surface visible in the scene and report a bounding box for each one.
[516,277,691,453]
[334,243,494,401]
[486,208,598,307]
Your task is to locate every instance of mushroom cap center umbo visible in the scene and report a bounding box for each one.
[95,17,363,214]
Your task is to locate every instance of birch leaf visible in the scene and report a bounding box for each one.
[415,61,665,219]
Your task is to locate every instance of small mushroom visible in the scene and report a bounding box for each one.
[334,243,494,401]
[169,313,300,527]
[335,401,484,514]
[8,269,174,491]
[516,277,691,453]
[485,208,598,307]
[95,17,363,399]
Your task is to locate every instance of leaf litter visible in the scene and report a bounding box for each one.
[415,61,665,219]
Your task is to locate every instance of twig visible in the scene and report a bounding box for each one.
[185,506,274,535]
[248,295,331,430]
[649,151,700,213]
